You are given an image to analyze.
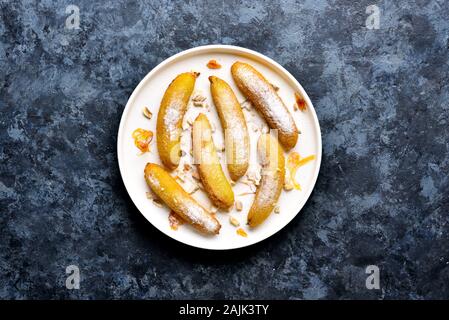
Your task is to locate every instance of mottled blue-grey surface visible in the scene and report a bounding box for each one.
[0,0,448,299]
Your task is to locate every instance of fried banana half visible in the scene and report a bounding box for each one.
[231,61,298,150]
[192,113,235,209]
[247,134,285,227]
[144,163,221,235]
[157,72,198,170]
[209,76,249,181]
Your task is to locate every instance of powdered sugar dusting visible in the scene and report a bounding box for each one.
[234,63,298,138]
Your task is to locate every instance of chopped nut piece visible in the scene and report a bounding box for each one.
[283,182,294,191]
[229,216,240,227]
[207,59,222,69]
[192,93,206,107]
[274,205,280,214]
[235,200,243,211]
[183,164,191,171]
[192,93,206,102]
[236,228,248,237]
[143,107,153,119]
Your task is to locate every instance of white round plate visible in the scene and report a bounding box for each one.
[117,45,321,250]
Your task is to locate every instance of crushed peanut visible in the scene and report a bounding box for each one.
[192,93,206,102]
[192,93,206,107]
[143,107,153,119]
[283,181,294,191]
[229,216,240,227]
[274,205,280,214]
[235,200,243,211]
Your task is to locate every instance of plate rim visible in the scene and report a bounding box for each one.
[117,44,322,250]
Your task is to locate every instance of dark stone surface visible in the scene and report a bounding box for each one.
[0,0,448,299]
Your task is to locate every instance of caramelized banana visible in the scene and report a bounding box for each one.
[144,163,221,235]
[157,72,198,170]
[231,62,298,150]
[209,76,249,181]
[192,113,234,209]
[247,134,285,227]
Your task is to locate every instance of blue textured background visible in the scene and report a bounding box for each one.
[1,0,448,299]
